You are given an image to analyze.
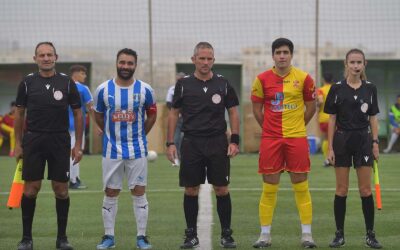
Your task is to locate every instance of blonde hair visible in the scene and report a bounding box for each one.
[344,48,367,80]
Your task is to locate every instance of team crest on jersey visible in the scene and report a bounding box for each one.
[133,93,140,102]
[112,109,136,122]
[212,94,221,104]
[361,103,368,113]
[53,90,63,100]
[293,80,300,88]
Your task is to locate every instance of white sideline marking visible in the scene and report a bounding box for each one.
[1,187,399,196]
[197,183,212,250]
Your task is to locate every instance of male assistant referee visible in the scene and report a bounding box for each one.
[14,42,83,250]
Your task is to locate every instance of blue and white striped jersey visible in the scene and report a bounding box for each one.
[69,82,93,132]
[94,79,156,159]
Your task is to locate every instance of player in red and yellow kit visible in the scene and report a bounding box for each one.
[317,72,333,166]
[0,101,16,157]
[251,38,317,248]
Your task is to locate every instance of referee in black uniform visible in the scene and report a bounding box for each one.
[324,48,382,249]
[167,42,240,249]
[14,42,83,250]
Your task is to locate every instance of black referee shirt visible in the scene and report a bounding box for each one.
[172,73,239,137]
[16,72,81,133]
[324,80,379,130]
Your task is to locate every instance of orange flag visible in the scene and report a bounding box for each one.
[7,160,24,209]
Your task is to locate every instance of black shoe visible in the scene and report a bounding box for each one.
[220,228,237,248]
[56,236,74,250]
[329,230,345,248]
[180,228,199,249]
[17,237,33,250]
[365,230,382,249]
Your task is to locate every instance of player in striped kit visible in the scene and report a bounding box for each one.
[93,48,157,250]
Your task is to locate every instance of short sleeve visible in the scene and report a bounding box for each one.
[15,80,28,107]
[172,80,183,109]
[165,86,174,103]
[82,85,94,104]
[368,84,379,116]
[251,77,264,103]
[303,74,316,102]
[68,80,81,109]
[225,82,239,109]
[94,85,105,113]
[144,85,157,115]
[324,84,337,114]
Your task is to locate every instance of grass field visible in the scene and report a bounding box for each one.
[0,153,399,250]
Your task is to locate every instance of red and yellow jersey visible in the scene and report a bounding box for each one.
[251,66,315,138]
[317,83,331,123]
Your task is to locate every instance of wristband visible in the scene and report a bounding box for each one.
[230,134,240,145]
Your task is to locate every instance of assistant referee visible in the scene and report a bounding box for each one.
[14,42,83,250]
[166,42,240,249]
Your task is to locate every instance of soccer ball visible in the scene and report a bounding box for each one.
[147,150,158,162]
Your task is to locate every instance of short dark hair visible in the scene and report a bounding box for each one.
[272,38,294,54]
[35,41,57,55]
[322,72,334,83]
[116,48,138,62]
[10,101,16,107]
[193,42,214,56]
[69,65,87,74]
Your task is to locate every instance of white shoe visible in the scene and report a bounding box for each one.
[253,233,271,248]
[383,148,390,154]
[301,233,317,248]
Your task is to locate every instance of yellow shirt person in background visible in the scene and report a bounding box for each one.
[317,72,334,167]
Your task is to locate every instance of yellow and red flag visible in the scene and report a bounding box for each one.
[7,160,24,209]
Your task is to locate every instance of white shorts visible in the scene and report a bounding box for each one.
[102,157,148,190]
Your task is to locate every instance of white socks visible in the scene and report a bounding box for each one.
[133,194,149,236]
[102,196,118,236]
[69,159,79,183]
[261,225,271,234]
[385,132,399,151]
[301,224,312,234]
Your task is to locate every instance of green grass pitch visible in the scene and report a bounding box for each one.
[0,153,399,249]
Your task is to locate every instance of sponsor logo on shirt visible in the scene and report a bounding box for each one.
[112,109,136,122]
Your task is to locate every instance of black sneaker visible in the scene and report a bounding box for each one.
[220,228,237,248]
[17,237,33,250]
[56,236,74,250]
[329,230,345,248]
[365,230,382,249]
[180,228,199,249]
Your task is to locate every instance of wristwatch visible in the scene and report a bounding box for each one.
[166,142,175,147]
[372,139,379,145]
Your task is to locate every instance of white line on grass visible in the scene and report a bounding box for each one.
[1,187,399,196]
[197,182,212,250]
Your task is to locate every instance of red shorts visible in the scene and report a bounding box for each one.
[319,122,328,134]
[258,137,310,174]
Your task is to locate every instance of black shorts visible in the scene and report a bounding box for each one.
[22,131,71,182]
[333,129,373,168]
[179,134,230,187]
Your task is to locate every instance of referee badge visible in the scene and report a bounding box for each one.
[361,103,368,113]
[212,94,221,104]
[53,90,63,101]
